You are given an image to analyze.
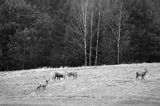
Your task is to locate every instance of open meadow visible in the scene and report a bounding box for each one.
[0,63,160,106]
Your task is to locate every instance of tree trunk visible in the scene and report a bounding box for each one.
[84,0,88,66]
[117,40,120,64]
[117,2,122,64]
[89,0,94,66]
[95,0,101,66]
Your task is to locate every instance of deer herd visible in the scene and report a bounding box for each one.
[36,68,149,92]
[36,71,78,91]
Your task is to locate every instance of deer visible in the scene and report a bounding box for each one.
[52,72,65,80]
[136,68,149,80]
[67,72,77,79]
[37,76,50,91]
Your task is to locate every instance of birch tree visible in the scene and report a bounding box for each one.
[89,0,94,66]
[109,0,128,64]
[95,0,101,65]
[69,0,89,66]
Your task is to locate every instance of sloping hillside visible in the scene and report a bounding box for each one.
[0,63,160,106]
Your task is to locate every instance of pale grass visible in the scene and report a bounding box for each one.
[0,63,160,106]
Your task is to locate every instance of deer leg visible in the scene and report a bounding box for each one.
[142,75,144,80]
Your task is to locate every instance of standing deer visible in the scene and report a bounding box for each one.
[37,76,50,91]
[52,72,65,80]
[136,69,149,80]
[67,72,77,79]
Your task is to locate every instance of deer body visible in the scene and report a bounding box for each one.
[67,72,77,79]
[37,76,50,91]
[136,69,148,80]
[52,72,65,80]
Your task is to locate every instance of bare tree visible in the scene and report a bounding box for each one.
[95,0,101,65]
[109,0,128,64]
[69,0,89,66]
[117,2,122,64]
[89,0,94,66]
[83,0,89,66]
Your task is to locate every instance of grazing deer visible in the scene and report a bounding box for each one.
[52,72,65,80]
[67,72,77,79]
[37,76,50,91]
[136,69,148,80]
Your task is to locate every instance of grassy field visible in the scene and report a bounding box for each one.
[0,63,160,106]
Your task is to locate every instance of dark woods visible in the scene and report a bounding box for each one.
[0,0,160,71]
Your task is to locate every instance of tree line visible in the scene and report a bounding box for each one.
[0,0,160,71]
